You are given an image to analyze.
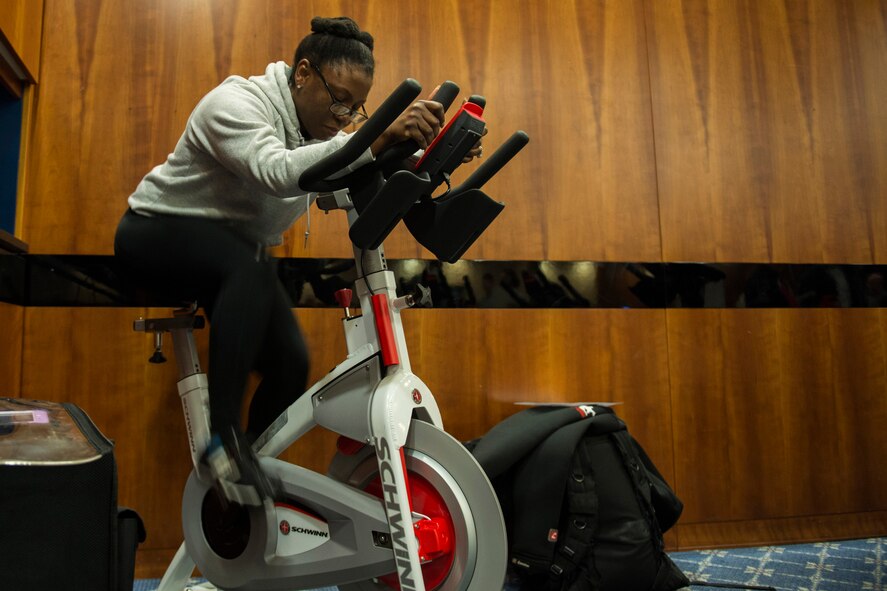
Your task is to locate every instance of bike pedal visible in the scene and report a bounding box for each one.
[218,479,263,507]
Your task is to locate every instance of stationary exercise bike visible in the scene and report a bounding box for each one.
[134,78,529,591]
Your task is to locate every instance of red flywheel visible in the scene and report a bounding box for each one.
[364,471,456,590]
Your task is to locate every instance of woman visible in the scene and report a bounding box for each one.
[115,16,475,505]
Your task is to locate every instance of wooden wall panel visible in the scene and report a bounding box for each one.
[20,307,673,576]
[21,307,198,553]
[676,511,887,550]
[0,0,44,81]
[667,309,887,527]
[19,0,887,262]
[0,302,23,397]
[11,0,887,568]
[22,0,661,262]
[18,306,887,566]
[402,309,674,468]
[647,0,887,263]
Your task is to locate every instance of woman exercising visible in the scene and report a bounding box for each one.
[115,16,479,505]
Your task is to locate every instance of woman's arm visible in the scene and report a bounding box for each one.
[188,86,374,198]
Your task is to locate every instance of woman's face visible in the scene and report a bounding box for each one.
[291,59,373,141]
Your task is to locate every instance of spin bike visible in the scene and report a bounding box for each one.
[134,78,529,591]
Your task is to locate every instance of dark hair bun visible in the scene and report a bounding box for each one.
[310,16,374,51]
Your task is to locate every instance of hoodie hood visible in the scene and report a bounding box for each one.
[250,61,302,148]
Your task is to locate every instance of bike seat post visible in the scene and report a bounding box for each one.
[133,312,205,380]
[168,326,202,380]
[169,311,211,467]
[133,310,210,467]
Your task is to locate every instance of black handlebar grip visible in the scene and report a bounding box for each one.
[467,95,486,109]
[452,130,529,193]
[374,80,462,171]
[432,81,461,111]
[299,78,422,192]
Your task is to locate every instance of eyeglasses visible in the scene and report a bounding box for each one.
[310,63,369,124]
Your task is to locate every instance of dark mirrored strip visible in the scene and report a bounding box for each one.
[1,254,885,309]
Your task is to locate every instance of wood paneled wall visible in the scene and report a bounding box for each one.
[0,0,44,81]
[648,1,887,264]
[8,0,887,576]
[20,307,676,574]
[16,305,887,571]
[0,302,23,397]
[20,0,664,261]
[19,0,887,263]
[667,308,887,548]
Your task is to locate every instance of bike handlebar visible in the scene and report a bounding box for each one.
[451,130,529,194]
[299,78,422,192]
[298,79,467,193]
[373,81,462,171]
[430,80,461,111]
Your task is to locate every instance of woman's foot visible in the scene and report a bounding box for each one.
[200,428,279,506]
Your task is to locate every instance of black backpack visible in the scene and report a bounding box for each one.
[469,405,689,591]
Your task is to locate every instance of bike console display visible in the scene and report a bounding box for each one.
[415,99,486,190]
[300,78,527,263]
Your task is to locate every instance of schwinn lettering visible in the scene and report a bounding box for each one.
[376,437,416,591]
[182,404,196,455]
[294,527,328,537]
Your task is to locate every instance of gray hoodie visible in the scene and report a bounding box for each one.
[128,61,374,246]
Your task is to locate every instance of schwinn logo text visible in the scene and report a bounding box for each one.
[376,437,416,591]
[183,405,196,455]
[279,520,329,538]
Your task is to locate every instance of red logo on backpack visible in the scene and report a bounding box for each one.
[575,405,596,418]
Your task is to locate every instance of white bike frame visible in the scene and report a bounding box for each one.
[156,190,443,591]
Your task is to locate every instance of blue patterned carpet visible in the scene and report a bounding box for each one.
[673,537,885,590]
[134,537,885,591]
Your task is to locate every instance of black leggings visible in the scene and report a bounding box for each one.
[114,209,309,441]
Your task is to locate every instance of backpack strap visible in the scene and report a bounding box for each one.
[509,412,623,585]
[610,432,662,546]
[628,436,684,532]
[610,431,690,591]
[544,434,601,591]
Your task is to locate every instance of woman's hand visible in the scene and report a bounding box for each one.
[371,89,445,156]
[462,127,489,163]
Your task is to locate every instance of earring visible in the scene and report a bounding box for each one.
[296,84,302,89]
